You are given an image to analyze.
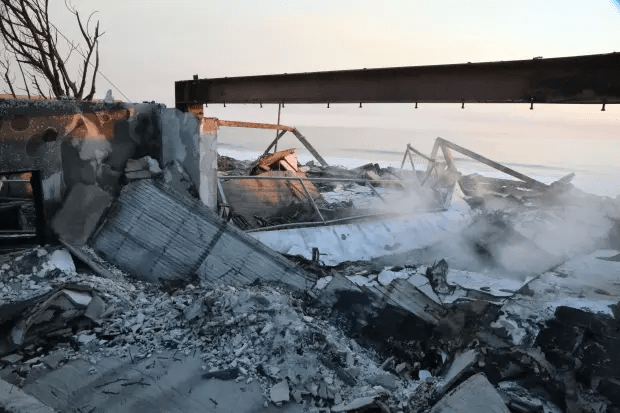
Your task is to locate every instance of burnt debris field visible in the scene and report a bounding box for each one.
[0,98,620,413]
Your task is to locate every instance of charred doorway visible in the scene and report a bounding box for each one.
[0,170,46,251]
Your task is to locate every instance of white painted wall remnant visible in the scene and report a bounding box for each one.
[160,109,218,210]
[41,171,62,202]
[199,117,218,210]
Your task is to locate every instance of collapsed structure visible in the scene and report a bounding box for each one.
[2,50,620,412]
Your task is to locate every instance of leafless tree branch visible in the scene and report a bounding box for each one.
[0,0,103,101]
[0,50,17,97]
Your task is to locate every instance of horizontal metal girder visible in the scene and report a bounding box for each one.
[176,53,620,107]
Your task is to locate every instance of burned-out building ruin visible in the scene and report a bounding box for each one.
[1,52,620,413]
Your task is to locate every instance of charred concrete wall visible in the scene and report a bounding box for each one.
[0,98,209,244]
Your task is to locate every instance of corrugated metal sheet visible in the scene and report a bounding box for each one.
[91,179,316,289]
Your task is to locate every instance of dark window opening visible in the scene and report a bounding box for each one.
[0,170,46,252]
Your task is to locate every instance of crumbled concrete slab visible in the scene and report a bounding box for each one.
[125,157,149,172]
[497,381,563,413]
[367,372,400,391]
[429,373,509,413]
[377,268,410,286]
[1,354,22,365]
[440,349,479,393]
[51,183,112,245]
[0,378,55,413]
[84,294,106,322]
[270,380,290,403]
[17,351,305,413]
[291,389,302,403]
[125,170,154,180]
[42,351,64,369]
[48,249,76,274]
[332,396,377,412]
[202,368,240,380]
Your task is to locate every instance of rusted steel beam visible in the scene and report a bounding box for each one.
[435,138,548,189]
[176,53,620,106]
[216,119,295,132]
[290,129,328,167]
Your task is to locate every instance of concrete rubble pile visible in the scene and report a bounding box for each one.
[0,245,468,412]
[1,232,619,411]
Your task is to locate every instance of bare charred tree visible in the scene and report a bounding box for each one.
[0,49,17,97]
[0,0,103,101]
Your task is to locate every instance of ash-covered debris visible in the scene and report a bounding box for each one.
[218,147,452,231]
[1,118,620,413]
[2,229,619,412]
[0,246,458,412]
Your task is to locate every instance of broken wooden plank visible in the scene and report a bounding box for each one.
[252,149,298,175]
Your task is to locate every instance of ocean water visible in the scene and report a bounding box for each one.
[210,104,620,197]
[217,126,620,198]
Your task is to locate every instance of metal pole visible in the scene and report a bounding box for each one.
[297,178,325,222]
[217,178,230,219]
[220,176,405,185]
[274,103,281,153]
[263,130,287,155]
[291,129,329,167]
[245,208,446,233]
[407,144,434,163]
[365,180,386,203]
[420,162,437,187]
[436,137,548,189]
[400,146,409,170]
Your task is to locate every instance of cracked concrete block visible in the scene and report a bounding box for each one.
[51,183,112,245]
[367,372,399,391]
[1,353,22,365]
[270,380,290,403]
[0,378,55,413]
[332,396,377,412]
[125,157,149,172]
[440,349,479,393]
[430,373,510,413]
[125,170,154,180]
